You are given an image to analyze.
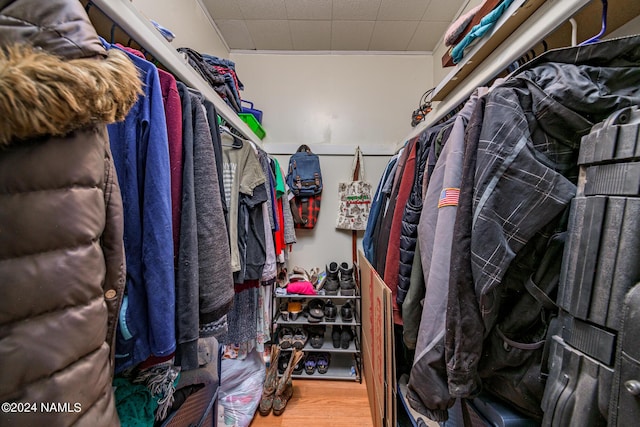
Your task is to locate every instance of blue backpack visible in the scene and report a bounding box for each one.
[286,145,322,197]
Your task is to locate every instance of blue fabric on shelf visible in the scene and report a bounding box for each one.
[451,0,516,64]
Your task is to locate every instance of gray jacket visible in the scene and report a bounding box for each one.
[445,35,640,420]
[407,90,482,421]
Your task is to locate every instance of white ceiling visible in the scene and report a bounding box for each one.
[201,0,468,52]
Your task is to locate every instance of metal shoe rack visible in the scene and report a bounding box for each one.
[271,271,362,382]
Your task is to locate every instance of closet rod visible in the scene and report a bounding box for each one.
[89,0,263,148]
[397,0,591,150]
[267,143,395,156]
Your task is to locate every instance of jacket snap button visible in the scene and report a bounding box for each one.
[625,380,640,396]
[105,289,117,299]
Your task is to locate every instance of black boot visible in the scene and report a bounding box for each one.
[339,262,355,296]
[332,325,342,348]
[324,262,339,295]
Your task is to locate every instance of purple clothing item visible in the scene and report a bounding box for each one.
[158,69,183,258]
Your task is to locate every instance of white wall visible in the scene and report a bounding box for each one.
[131,0,229,57]
[231,53,432,149]
[232,52,433,268]
[274,154,391,270]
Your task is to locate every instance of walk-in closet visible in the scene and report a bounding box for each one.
[1,1,640,426]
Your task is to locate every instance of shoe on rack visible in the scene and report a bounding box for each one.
[324,262,340,295]
[259,345,281,416]
[291,266,310,281]
[340,327,353,350]
[307,298,325,321]
[278,327,294,349]
[273,349,304,416]
[277,268,288,288]
[307,325,326,349]
[332,325,342,348]
[288,301,303,321]
[277,351,289,375]
[304,354,317,375]
[324,299,337,322]
[316,353,330,374]
[340,300,354,322]
[292,328,308,350]
[339,262,356,296]
[279,302,290,321]
[293,353,305,375]
[308,267,320,287]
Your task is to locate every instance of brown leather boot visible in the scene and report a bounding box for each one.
[272,348,304,416]
[258,345,281,416]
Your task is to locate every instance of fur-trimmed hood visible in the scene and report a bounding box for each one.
[0,44,141,146]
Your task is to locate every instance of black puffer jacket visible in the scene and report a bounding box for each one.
[397,121,454,307]
[397,131,430,306]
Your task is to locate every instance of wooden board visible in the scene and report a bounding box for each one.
[384,282,396,427]
[441,0,504,67]
[359,250,396,427]
[434,0,546,101]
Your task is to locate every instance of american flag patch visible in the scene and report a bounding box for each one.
[438,187,460,208]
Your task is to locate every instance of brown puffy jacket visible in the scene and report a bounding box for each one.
[0,1,141,425]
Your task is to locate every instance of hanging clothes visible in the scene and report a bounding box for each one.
[221,135,266,273]
[362,154,398,264]
[235,181,268,284]
[407,89,483,421]
[120,45,183,259]
[444,36,640,421]
[397,121,454,308]
[174,84,234,369]
[203,100,229,227]
[219,134,266,350]
[257,151,278,282]
[107,44,176,373]
[383,139,418,325]
[0,1,141,422]
[271,159,288,260]
[374,139,414,276]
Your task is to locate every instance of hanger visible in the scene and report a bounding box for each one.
[579,0,607,46]
[109,23,117,44]
[219,125,244,149]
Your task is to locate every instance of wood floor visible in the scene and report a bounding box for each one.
[248,378,374,427]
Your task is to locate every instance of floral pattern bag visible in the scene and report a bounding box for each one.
[336,146,372,230]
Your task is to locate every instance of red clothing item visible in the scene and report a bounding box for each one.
[157,69,183,258]
[274,197,286,258]
[213,65,242,98]
[234,279,260,293]
[384,140,417,325]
